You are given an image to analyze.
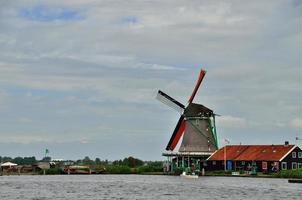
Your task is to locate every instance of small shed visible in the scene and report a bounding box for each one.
[1,162,18,167]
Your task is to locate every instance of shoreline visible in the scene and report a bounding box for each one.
[1,172,301,180]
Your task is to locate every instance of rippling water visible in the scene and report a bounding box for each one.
[0,175,301,200]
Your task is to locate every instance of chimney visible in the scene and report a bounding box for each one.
[284,141,289,146]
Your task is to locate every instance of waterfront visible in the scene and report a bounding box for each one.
[0,175,301,200]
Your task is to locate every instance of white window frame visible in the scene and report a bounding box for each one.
[292,152,297,158]
[298,152,302,158]
[292,162,297,170]
[298,163,302,169]
[281,162,287,170]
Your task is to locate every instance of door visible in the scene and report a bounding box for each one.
[227,161,232,171]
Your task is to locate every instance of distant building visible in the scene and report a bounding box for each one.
[206,142,302,172]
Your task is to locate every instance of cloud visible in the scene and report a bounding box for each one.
[290,118,302,129]
[217,115,248,129]
[18,117,33,123]
[0,0,301,159]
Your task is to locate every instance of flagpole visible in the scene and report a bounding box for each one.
[224,139,229,172]
[224,145,226,171]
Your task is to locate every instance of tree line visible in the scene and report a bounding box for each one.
[0,156,163,168]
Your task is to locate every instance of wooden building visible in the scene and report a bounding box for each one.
[206,142,302,172]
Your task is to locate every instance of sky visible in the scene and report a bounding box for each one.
[0,0,301,160]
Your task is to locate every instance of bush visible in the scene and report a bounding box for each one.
[274,169,302,179]
[137,166,163,174]
[105,165,132,174]
[40,167,63,175]
[174,167,183,175]
[204,170,232,176]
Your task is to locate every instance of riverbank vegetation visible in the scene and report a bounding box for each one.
[274,169,302,179]
[0,155,163,175]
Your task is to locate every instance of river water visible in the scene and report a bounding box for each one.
[0,175,301,200]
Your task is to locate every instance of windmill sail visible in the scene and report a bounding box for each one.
[188,69,206,104]
[166,115,186,151]
[156,90,185,113]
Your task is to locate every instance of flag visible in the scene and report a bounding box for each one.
[224,138,230,144]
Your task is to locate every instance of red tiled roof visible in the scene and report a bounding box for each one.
[208,145,295,161]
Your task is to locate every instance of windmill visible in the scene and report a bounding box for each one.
[156,69,218,154]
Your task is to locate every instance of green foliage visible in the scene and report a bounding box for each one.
[40,167,63,175]
[274,169,302,179]
[95,158,101,165]
[174,167,184,175]
[0,155,164,175]
[0,156,13,162]
[105,165,132,174]
[145,161,163,168]
[204,170,232,176]
[41,156,51,162]
[137,166,163,174]
[0,156,37,165]
[121,157,144,168]
[82,156,94,165]
[112,159,123,166]
[111,157,144,168]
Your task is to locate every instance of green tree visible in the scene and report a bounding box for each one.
[13,157,24,165]
[41,156,51,162]
[122,157,144,168]
[23,156,37,165]
[83,156,94,165]
[95,158,101,165]
[1,156,13,162]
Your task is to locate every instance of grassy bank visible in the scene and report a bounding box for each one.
[203,170,302,179]
[274,169,302,179]
[104,165,163,174]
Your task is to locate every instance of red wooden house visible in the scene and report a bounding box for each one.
[206,142,302,172]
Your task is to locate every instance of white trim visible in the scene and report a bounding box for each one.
[279,145,297,161]
[292,162,297,170]
[281,162,287,170]
[206,150,218,160]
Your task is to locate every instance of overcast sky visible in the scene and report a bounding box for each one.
[0,0,301,160]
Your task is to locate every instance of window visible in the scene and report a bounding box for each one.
[292,152,297,158]
[212,161,216,165]
[298,152,302,158]
[292,162,297,170]
[281,162,287,170]
[242,161,245,165]
[298,163,302,169]
[262,162,268,170]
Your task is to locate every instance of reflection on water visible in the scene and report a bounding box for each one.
[0,175,301,200]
